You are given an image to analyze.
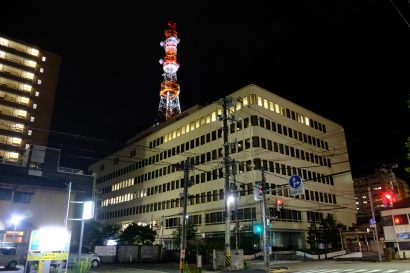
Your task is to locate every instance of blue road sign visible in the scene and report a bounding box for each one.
[369,218,376,225]
[289,175,302,189]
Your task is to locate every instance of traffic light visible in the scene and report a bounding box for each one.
[253,224,262,234]
[253,183,263,201]
[276,198,284,211]
[382,191,395,207]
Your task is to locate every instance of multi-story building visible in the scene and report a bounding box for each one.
[0,35,60,165]
[354,166,409,225]
[90,84,357,250]
[0,145,93,246]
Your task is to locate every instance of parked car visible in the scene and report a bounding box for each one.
[0,247,18,269]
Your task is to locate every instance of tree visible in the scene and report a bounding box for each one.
[119,223,156,246]
[101,224,121,242]
[306,221,320,253]
[172,223,197,248]
[82,221,122,248]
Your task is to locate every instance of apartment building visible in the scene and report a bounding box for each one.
[89,84,357,249]
[0,35,60,165]
[354,166,409,226]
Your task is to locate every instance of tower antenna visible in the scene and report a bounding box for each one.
[158,21,181,122]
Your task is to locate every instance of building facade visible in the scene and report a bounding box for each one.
[381,197,410,259]
[0,35,60,165]
[0,145,93,246]
[354,166,409,226]
[90,84,357,250]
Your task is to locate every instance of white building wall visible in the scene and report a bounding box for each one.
[90,84,357,247]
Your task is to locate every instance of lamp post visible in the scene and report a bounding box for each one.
[68,201,94,259]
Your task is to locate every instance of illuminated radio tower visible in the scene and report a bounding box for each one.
[158,21,181,122]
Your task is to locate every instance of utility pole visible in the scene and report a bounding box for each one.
[222,96,233,269]
[261,168,269,273]
[180,158,191,273]
[231,159,240,250]
[368,187,382,262]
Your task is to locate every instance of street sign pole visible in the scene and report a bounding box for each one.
[368,187,382,262]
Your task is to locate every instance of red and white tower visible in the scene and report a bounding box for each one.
[158,21,181,122]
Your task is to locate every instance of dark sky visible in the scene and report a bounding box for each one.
[2,1,410,178]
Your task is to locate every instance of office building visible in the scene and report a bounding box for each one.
[90,84,357,249]
[0,35,60,165]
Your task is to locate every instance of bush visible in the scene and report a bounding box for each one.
[68,258,91,273]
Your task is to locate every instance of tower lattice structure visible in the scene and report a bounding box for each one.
[158,21,181,122]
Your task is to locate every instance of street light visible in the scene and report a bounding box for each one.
[68,200,94,259]
[9,214,23,243]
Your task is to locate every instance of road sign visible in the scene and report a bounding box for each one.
[289,175,304,197]
[369,218,376,225]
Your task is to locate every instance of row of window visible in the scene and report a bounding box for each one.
[149,93,327,150]
[0,189,32,203]
[100,154,335,209]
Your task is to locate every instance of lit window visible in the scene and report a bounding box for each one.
[172,131,176,138]
[30,116,35,122]
[25,144,30,149]
[305,117,310,126]
[27,60,36,68]
[23,84,32,92]
[9,152,19,160]
[25,72,34,80]
[195,120,200,128]
[257,96,263,106]
[217,109,222,115]
[33,104,37,109]
[17,110,27,118]
[263,99,268,109]
[269,102,274,111]
[211,112,216,122]
[206,115,210,124]
[243,97,248,106]
[29,48,39,56]
[176,129,180,137]
[35,91,39,97]
[0,50,5,58]
[20,97,29,104]
[41,56,46,62]
[11,137,21,145]
[181,126,185,135]
[185,124,190,133]
[40,67,44,73]
[15,123,24,131]
[164,135,168,143]
[37,79,42,85]
[275,104,280,113]
[0,37,10,46]
[28,130,32,135]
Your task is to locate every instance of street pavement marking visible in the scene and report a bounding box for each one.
[366,270,382,272]
[385,271,399,273]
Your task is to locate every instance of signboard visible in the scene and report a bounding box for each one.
[369,218,376,225]
[289,175,304,197]
[27,251,69,261]
[397,232,410,239]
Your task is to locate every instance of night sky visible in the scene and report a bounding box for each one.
[2,1,410,178]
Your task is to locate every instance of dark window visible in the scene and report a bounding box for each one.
[0,189,12,201]
[14,192,32,203]
[251,115,258,126]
